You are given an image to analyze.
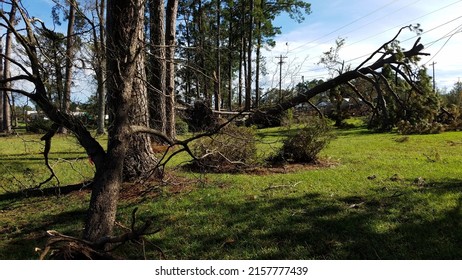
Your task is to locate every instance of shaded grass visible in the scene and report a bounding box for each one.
[0,133,102,193]
[1,127,462,259]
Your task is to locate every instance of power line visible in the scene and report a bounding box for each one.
[344,0,462,49]
[275,0,462,82]
[297,17,462,81]
[282,0,462,63]
[268,0,462,86]
[423,25,462,65]
[288,0,401,53]
[343,15,462,65]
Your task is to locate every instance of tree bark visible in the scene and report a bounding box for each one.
[245,0,254,111]
[214,0,221,112]
[123,1,158,182]
[149,0,167,135]
[0,39,4,131]
[85,0,152,241]
[238,35,243,108]
[255,1,262,109]
[95,0,107,135]
[60,0,76,134]
[165,0,178,139]
[227,20,233,111]
[2,3,16,133]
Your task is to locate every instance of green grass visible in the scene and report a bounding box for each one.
[1,126,462,259]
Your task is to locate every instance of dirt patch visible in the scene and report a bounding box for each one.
[118,173,200,201]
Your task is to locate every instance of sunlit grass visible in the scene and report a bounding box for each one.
[1,125,462,259]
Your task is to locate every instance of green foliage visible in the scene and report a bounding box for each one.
[191,124,258,172]
[395,68,441,134]
[439,81,462,130]
[175,117,189,135]
[281,108,294,127]
[397,120,444,135]
[365,66,442,134]
[270,119,333,164]
[26,117,53,133]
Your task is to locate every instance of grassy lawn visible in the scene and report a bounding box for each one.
[1,125,462,259]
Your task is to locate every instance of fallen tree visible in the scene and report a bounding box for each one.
[247,26,430,127]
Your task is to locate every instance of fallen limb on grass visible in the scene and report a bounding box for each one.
[36,208,161,259]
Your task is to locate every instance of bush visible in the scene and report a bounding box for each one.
[271,119,333,164]
[175,118,189,135]
[397,120,444,135]
[191,125,258,172]
[26,118,53,133]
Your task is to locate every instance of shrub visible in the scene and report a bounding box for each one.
[271,119,333,164]
[26,118,53,133]
[191,125,257,172]
[397,120,444,135]
[175,117,189,135]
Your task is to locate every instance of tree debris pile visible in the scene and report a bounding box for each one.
[189,125,258,172]
[269,119,334,164]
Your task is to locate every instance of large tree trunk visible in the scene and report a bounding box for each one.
[165,0,178,139]
[84,0,154,241]
[149,0,167,135]
[238,35,243,108]
[124,2,157,182]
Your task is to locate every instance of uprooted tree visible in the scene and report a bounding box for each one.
[247,25,430,128]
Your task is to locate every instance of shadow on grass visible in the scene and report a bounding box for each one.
[0,182,92,202]
[143,179,462,259]
[0,208,87,259]
[2,179,462,259]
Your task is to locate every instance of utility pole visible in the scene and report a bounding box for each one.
[277,55,287,101]
[430,61,437,92]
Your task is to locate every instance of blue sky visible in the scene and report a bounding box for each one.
[264,0,462,91]
[21,0,56,24]
[14,0,462,101]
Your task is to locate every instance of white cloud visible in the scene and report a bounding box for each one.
[263,0,462,90]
